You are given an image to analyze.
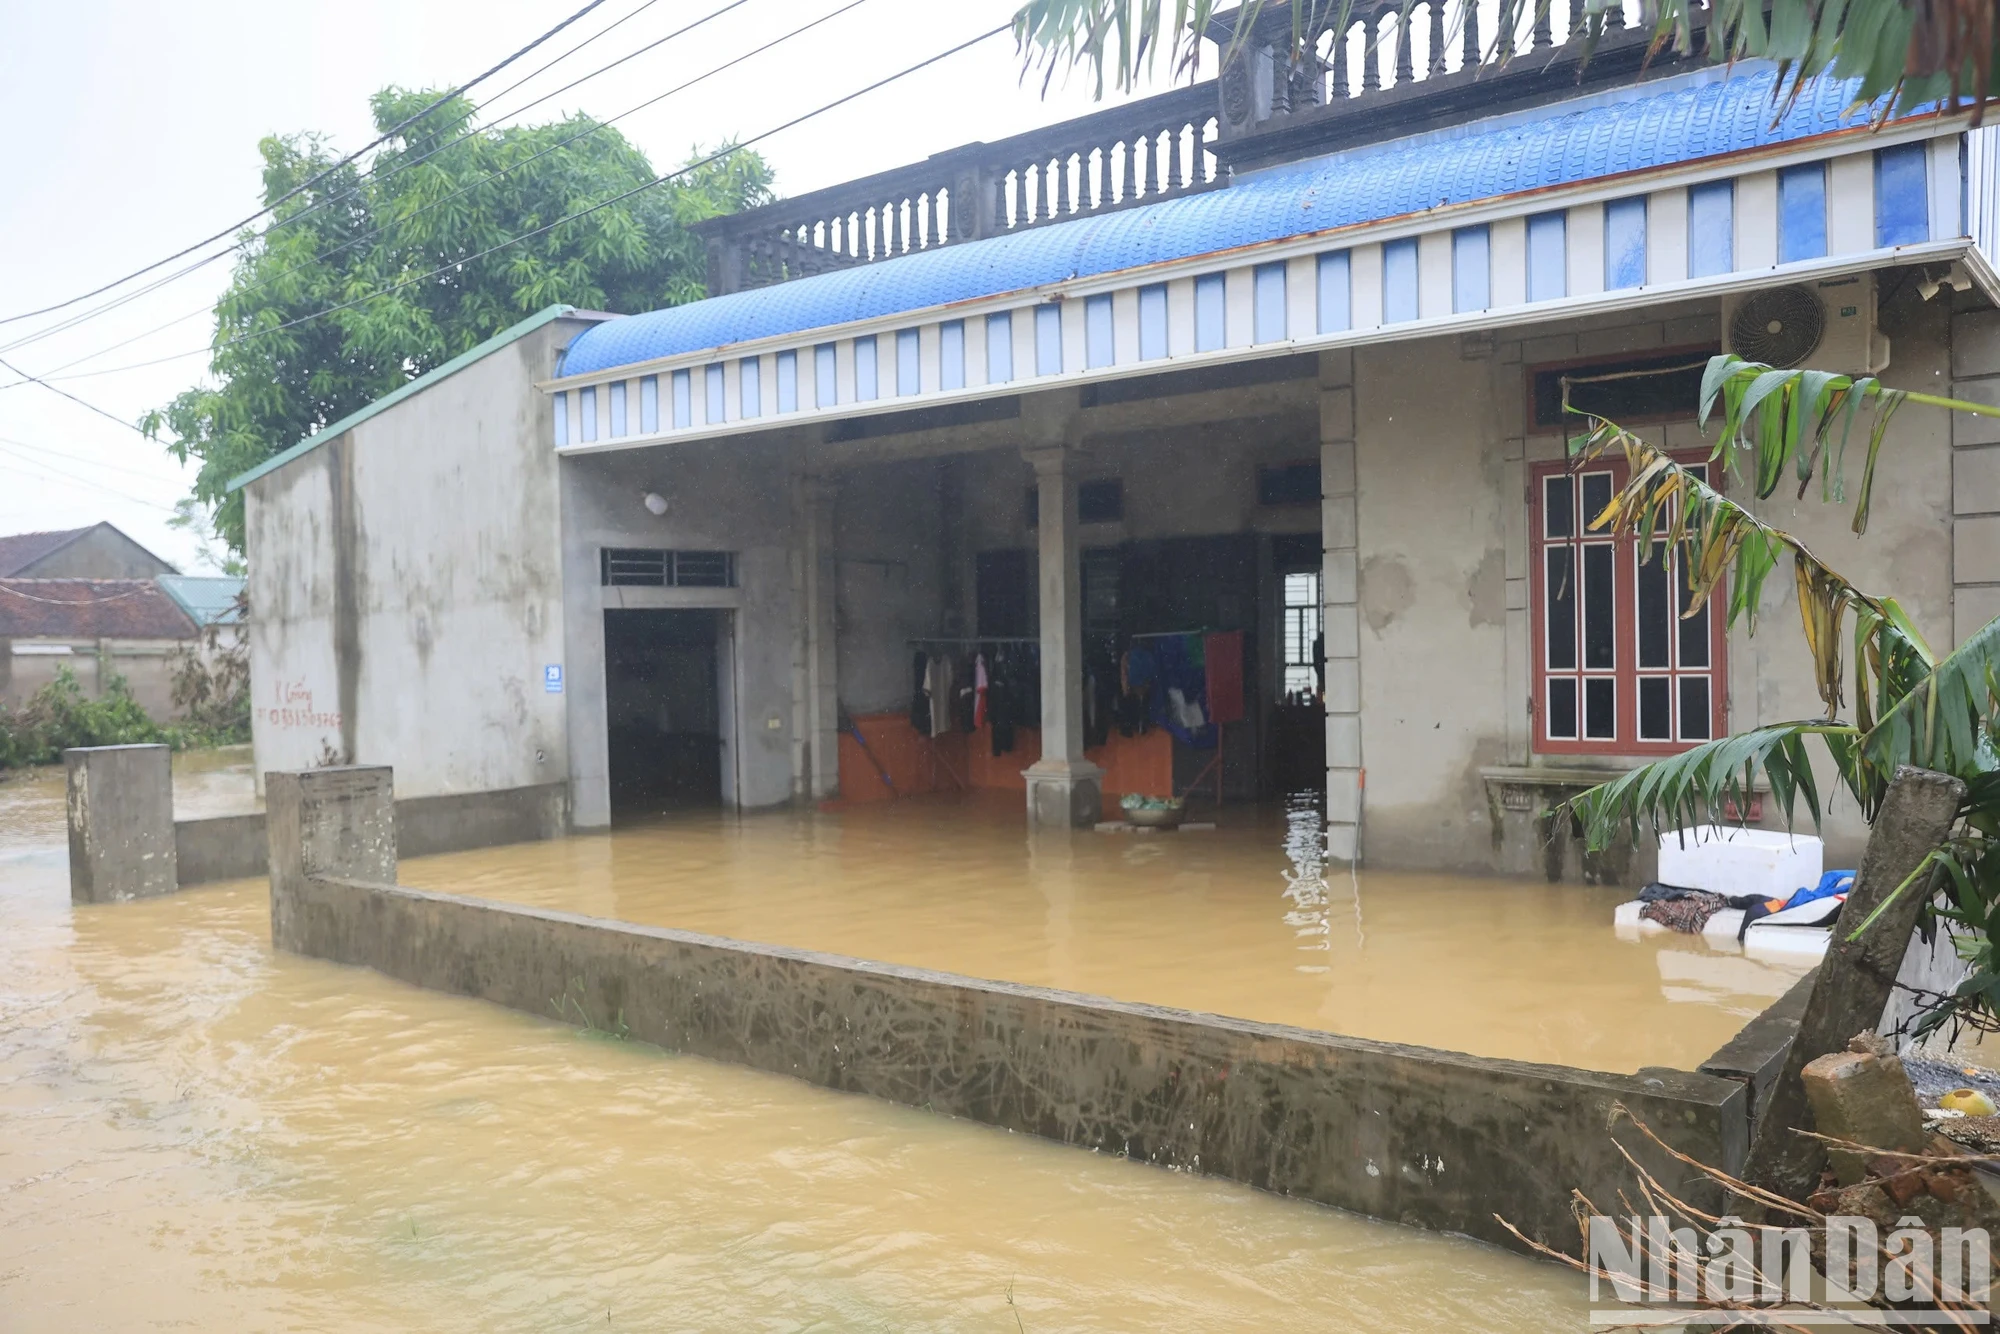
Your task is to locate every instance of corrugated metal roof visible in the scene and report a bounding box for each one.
[0,579,198,640]
[561,67,1885,377]
[156,575,245,627]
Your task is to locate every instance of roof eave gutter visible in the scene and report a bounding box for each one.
[541,109,1974,390]
[551,237,1973,458]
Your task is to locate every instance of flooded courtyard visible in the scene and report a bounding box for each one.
[402,792,1812,1074]
[1,757,1800,1329]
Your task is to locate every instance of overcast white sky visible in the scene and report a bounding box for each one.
[0,0,1175,572]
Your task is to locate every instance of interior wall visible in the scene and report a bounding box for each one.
[833,457,948,716]
[828,414,1321,801]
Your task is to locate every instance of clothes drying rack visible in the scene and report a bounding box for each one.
[905,632,1232,807]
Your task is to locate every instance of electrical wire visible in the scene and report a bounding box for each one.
[0,452,178,513]
[0,0,760,366]
[5,0,869,382]
[0,0,618,330]
[0,436,186,482]
[24,23,1013,384]
[0,355,149,436]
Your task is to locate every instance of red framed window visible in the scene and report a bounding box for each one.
[1530,454,1727,755]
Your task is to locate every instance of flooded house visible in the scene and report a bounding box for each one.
[232,9,2000,879]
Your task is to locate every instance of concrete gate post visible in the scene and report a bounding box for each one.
[1021,442,1103,828]
[266,766,396,952]
[64,743,177,904]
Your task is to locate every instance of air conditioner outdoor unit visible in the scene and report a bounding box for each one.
[1720,274,1891,375]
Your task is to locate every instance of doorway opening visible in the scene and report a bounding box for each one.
[604,608,725,819]
[1268,535,1325,798]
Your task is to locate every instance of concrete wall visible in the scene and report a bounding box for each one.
[558,439,795,825]
[172,782,571,888]
[244,318,591,798]
[2,638,182,717]
[1948,298,2000,645]
[275,867,1747,1256]
[827,414,1322,729]
[1347,287,1957,873]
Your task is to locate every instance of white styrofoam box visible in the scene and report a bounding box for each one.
[1702,907,1747,940]
[1658,826,1823,900]
[1744,924,1832,961]
[1613,900,1645,927]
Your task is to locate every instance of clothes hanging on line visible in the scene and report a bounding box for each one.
[910,642,1041,752]
[926,653,955,737]
[909,651,930,734]
[1115,646,1156,737]
[1149,633,1215,748]
[986,642,1039,755]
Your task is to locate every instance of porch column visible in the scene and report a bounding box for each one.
[1320,351,1365,863]
[793,473,841,802]
[1022,442,1103,828]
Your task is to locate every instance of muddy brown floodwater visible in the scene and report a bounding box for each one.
[403,792,1812,1074]
[1,760,1786,1330]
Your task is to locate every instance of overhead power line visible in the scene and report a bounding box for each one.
[23,22,1013,385]
[0,0,618,331]
[4,0,869,382]
[0,0,760,367]
[0,448,178,513]
[0,355,149,436]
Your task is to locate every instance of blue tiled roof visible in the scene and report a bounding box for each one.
[562,68,1881,376]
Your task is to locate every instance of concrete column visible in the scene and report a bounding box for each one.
[1319,350,1364,864]
[64,743,177,904]
[1022,442,1103,827]
[1950,305,2000,644]
[266,765,396,953]
[800,475,841,800]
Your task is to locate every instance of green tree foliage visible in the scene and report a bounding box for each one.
[148,89,773,551]
[0,667,164,769]
[1013,0,1998,116]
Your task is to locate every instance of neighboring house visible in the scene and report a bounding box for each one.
[0,523,244,717]
[157,574,247,633]
[228,17,2000,879]
[0,579,198,717]
[0,522,179,579]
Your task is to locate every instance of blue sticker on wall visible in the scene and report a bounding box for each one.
[544,664,564,694]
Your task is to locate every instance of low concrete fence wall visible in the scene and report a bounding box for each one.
[175,812,268,885]
[172,782,570,888]
[62,745,570,902]
[266,765,1751,1256]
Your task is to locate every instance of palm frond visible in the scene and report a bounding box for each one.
[1569,721,1860,852]
[1861,613,2000,777]
[1566,421,1925,719]
[1696,355,2000,535]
